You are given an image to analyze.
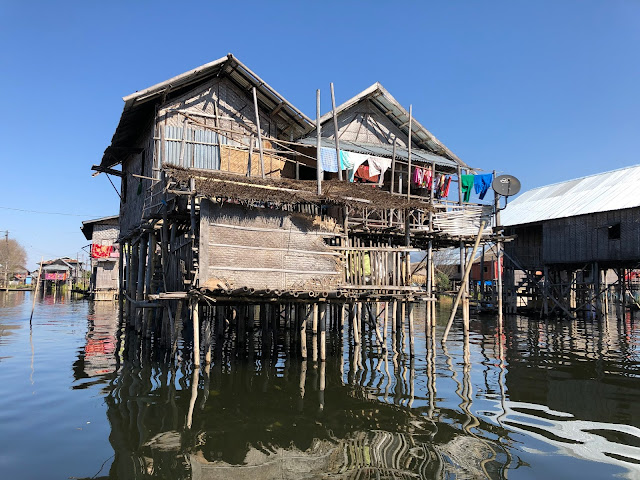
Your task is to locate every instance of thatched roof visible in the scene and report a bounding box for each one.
[165,165,433,212]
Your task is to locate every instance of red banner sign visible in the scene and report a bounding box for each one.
[45,273,67,281]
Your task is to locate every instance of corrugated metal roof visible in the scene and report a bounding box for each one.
[100,54,314,169]
[297,138,458,170]
[317,83,469,169]
[501,164,640,226]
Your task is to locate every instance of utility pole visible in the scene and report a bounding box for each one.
[2,230,8,292]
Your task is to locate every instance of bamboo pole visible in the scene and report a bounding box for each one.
[442,220,487,343]
[320,303,326,361]
[312,303,319,334]
[408,302,415,357]
[390,138,397,193]
[494,171,503,323]
[316,89,322,195]
[330,83,343,181]
[252,87,266,179]
[352,302,360,345]
[193,299,200,367]
[407,105,412,200]
[300,306,307,358]
[29,257,44,324]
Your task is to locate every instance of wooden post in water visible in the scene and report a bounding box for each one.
[408,301,415,357]
[352,302,360,345]
[312,303,319,334]
[319,303,327,362]
[383,301,388,346]
[442,221,486,343]
[391,300,397,334]
[192,299,200,368]
[30,257,44,324]
[300,305,308,359]
[494,172,504,323]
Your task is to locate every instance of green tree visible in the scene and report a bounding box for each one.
[0,237,27,287]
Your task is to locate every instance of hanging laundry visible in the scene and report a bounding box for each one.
[441,175,451,198]
[355,164,379,183]
[424,167,433,190]
[412,166,424,185]
[473,173,493,200]
[319,147,339,173]
[340,151,370,181]
[460,174,474,202]
[368,156,392,178]
[434,174,442,198]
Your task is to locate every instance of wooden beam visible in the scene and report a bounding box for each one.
[91,165,124,177]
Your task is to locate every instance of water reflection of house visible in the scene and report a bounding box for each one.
[102,330,508,480]
[73,302,119,383]
[81,215,120,301]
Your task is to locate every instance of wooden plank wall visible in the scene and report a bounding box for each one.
[504,224,543,270]
[543,207,640,264]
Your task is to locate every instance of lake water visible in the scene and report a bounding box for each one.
[1,291,639,479]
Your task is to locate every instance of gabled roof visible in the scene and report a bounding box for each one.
[316,83,468,169]
[81,215,119,241]
[296,137,459,170]
[501,164,640,227]
[99,54,314,169]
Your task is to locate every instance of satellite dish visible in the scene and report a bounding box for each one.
[492,175,521,197]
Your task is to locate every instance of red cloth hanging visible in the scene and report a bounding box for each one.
[91,244,113,258]
[354,164,379,183]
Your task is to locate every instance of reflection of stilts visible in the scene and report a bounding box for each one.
[186,366,199,429]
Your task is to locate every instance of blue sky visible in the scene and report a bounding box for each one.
[1,1,638,269]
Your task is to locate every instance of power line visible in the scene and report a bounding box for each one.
[0,205,92,217]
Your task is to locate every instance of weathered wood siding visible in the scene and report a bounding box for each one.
[119,125,155,237]
[156,76,289,176]
[92,222,119,244]
[95,260,118,291]
[321,98,413,148]
[542,207,640,265]
[504,224,543,270]
[199,201,341,291]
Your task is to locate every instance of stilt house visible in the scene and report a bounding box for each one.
[81,215,120,300]
[501,164,640,318]
[92,54,501,356]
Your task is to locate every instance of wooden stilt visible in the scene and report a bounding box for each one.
[192,299,200,367]
[312,303,318,334]
[300,305,307,359]
[352,302,360,345]
[319,303,326,362]
[442,220,486,343]
[408,302,415,357]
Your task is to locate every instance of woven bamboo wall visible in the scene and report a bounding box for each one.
[199,201,341,291]
[219,144,285,178]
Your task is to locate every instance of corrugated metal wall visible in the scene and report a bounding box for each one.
[162,126,227,170]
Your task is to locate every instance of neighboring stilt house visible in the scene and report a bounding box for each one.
[501,164,640,318]
[81,215,120,300]
[92,53,501,358]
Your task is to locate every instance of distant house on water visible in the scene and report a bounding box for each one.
[81,215,120,300]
